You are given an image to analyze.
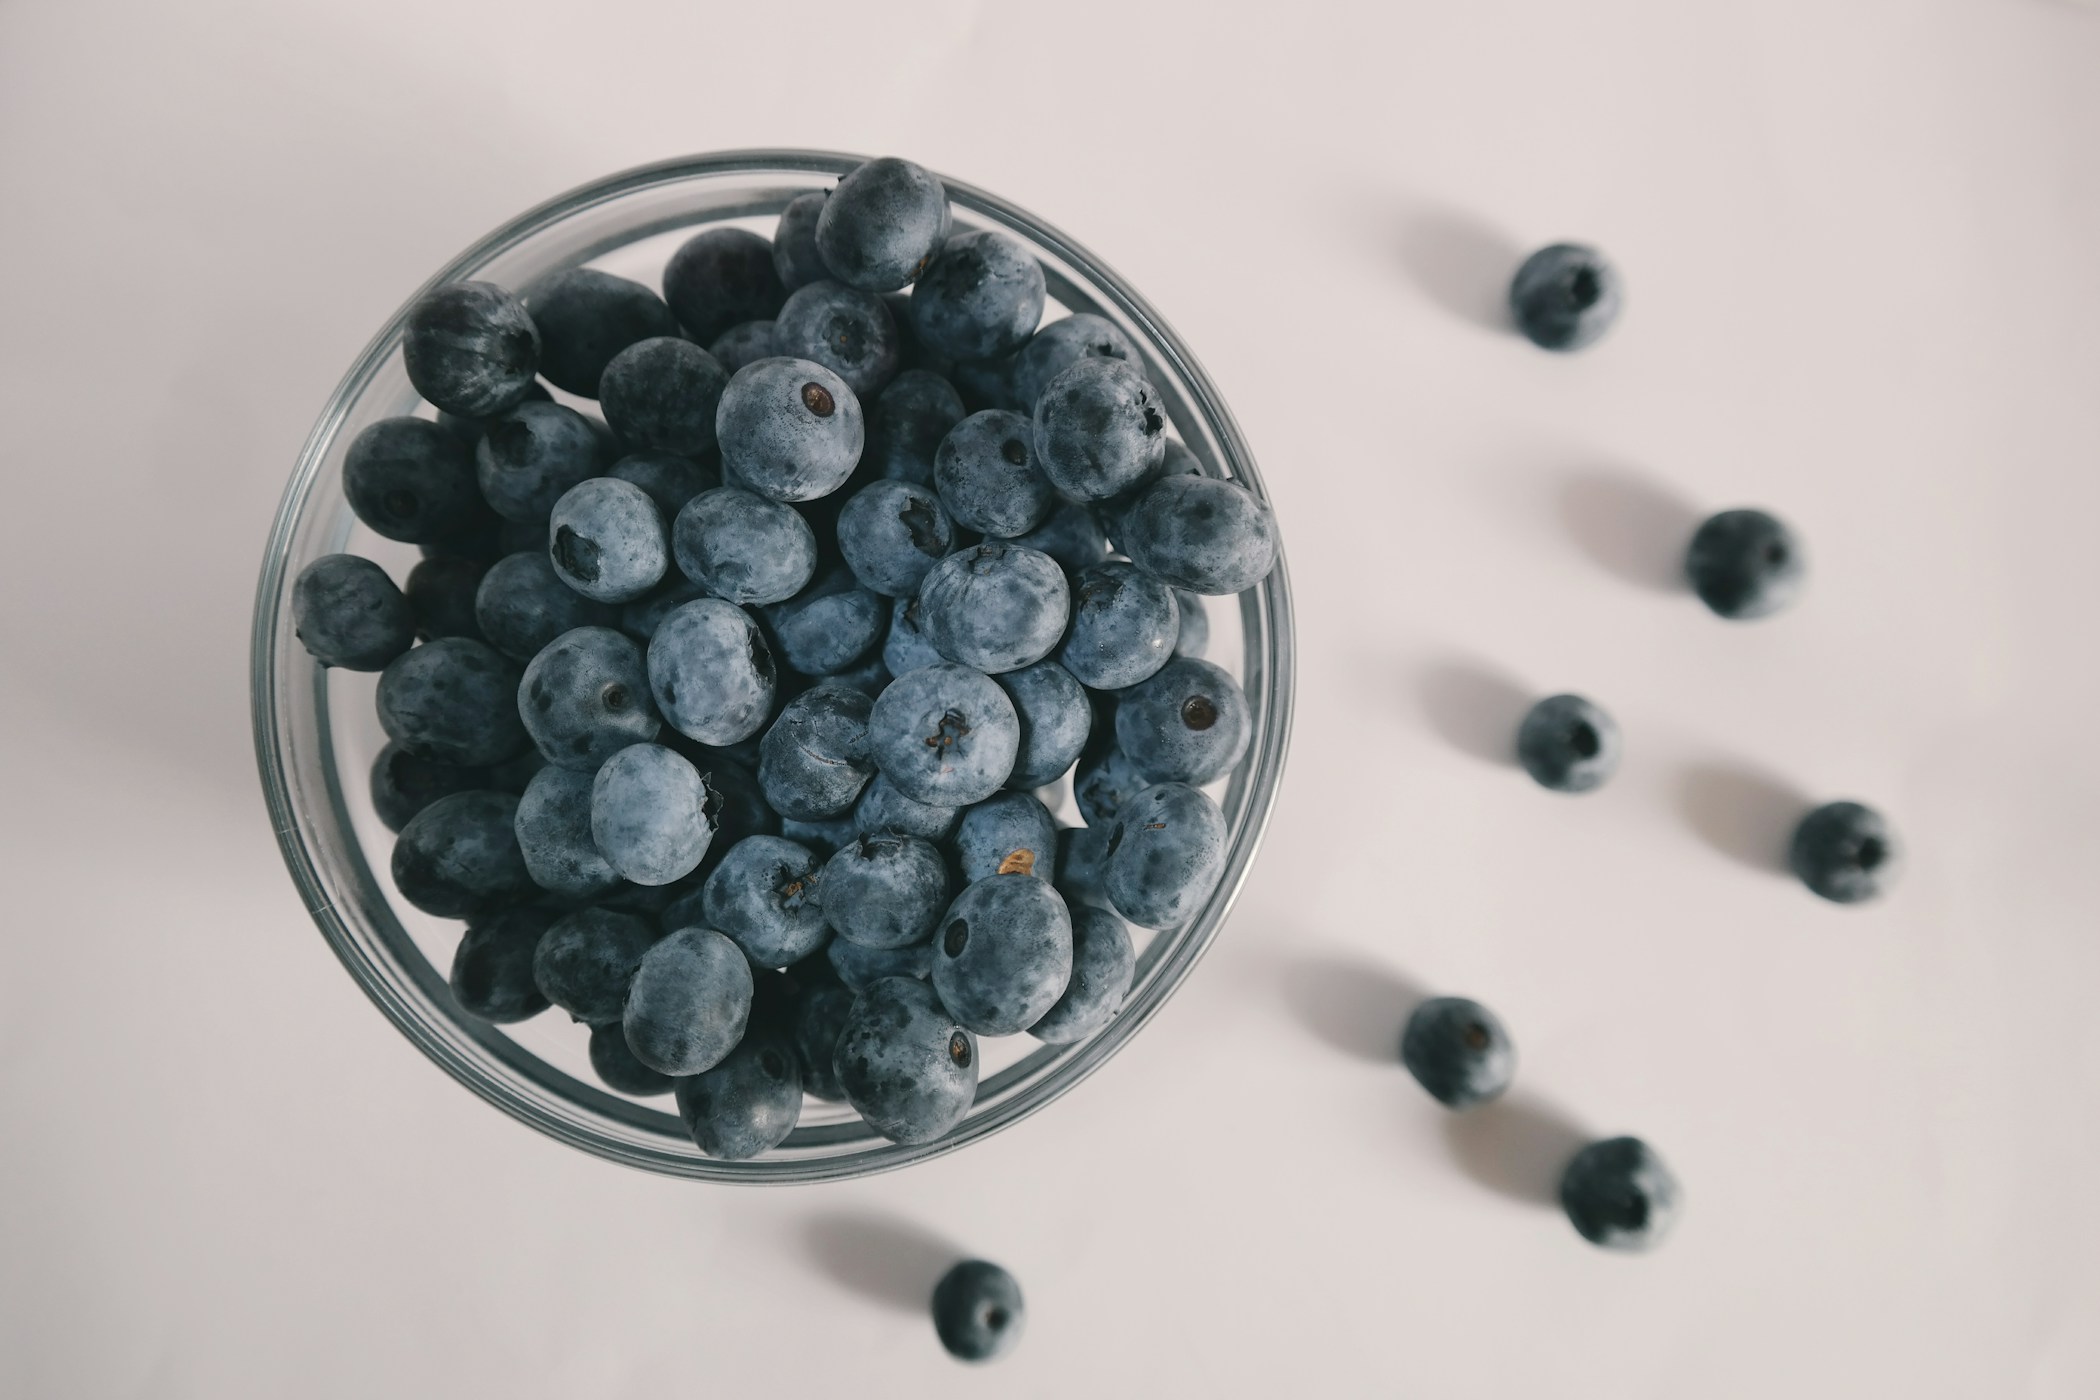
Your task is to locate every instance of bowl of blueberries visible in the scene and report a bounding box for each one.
[252,149,1293,1182]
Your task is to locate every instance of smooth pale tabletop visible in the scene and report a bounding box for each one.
[2,1,2096,1396]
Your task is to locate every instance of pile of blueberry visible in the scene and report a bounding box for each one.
[291,156,1279,1164]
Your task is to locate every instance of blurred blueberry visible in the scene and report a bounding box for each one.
[716,357,864,502]
[1510,243,1622,352]
[759,684,875,819]
[343,417,483,544]
[1789,801,1899,904]
[514,765,623,899]
[403,281,539,418]
[378,637,528,766]
[955,790,1058,885]
[838,479,953,597]
[592,743,717,886]
[518,626,660,770]
[521,267,680,397]
[449,905,556,1022]
[624,926,752,1075]
[910,228,1045,363]
[822,834,950,949]
[599,337,729,458]
[1120,475,1278,595]
[371,741,485,833]
[1560,1137,1679,1252]
[772,190,830,292]
[932,875,1073,1035]
[1400,997,1516,1108]
[855,773,963,844]
[775,280,902,397]
[474,551,616,661]
[763,566,886,676]
[1104,782,1226,928]
[391,789,532,917]
[1032,358,1165,503]
[1013,501,1109,575]
[475,401,608,524]
[833,976,978,1144]
[700,834,830,968]
[868,662,1020,806]
[672,485,818,607]
[532,907,656,1025]
[708,320,781,374]
[1059,562,1177,690]
[1011,312,1141,412]
[293,554,414,670]
[932,1260,1025,1362]
[548,477,668,604]
[1516,694,1620,794]
[918,543,1070,675]
[647,598,778,746]
[935,409,1055,538]
[1029,901,1132,1044]
[1116,656,1250,785]
[675,1022,802,1159]
[816,157,949,292]
[1686,508,1804,620]
[663,227,785,344]
[865,369,965,486]
[995,660,1090,791]
[589,1021,674,1096]
[404,554,487,641]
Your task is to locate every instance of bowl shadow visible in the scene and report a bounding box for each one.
[1675,762,1811,875]
[1440,1092,1590,1208]
[797,1211,960,1314]
[1416,659,1530,767]
[1397,208,1524,333]
[1555,469,1702,594]
[1280,953,1429,1063]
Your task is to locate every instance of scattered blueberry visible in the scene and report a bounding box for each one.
[1103,781,1227,929]
[1060,562,1178,690]
[838,479,953,597]
[378,637,529,766]
[598,337,729,457]
[514,764,623,899]
[775,280,902,397]
[518,626,660,769]
[449,904,557,1022]
[865,369,966,486]
[1012,501,1109,575]
[672,486,818,607]
[592,743,717,886]
[917,543,1070,675]
[623,926,752,1075]
[816,157,949,292]
[758,684,875,820]
[532,906,657,1025]
[1072,742,1150,828]
[293,554,414,670]
[935,409,1055,538]
[663,227,786,344]
[675,1021,802,1159]
[955,791,1058,885]
[701,834,830,968]
[402,281,540,418]
[994,660,1091,790]
[1119,475,1278,595]
[1510,243,1622,352]
[1400,997,1516,1109]
[342,417,483,544]
[1115,656,1250,785]
[589,1020,674,1095]
[708,320,781,374]
[828,938,933,991]
[931,875,1073,1036]
[475,400,608,523]
[772,190,830,292]
[1031,358,1165,502]
[910,228,1046,362]
[883,594,946,676]
[646,598,778,745]
[521,267,681,397]
[1686,509,1804,620]
[391,789,532,917]
[931,1260,1024,1363]
[1516,694,1620,794]
[1789,801,1898,904]
[867,662,1020,806]
[1559,1136,1680,1252]
[371,741,486,833]
[832,976,978,1144]
[792,980,856,1100]
[822,834,950,949]
[762,566,886,676]
[1010,312,1141,412]
[716,357,863,503]
[855,773,964,844]
[1028,901,1133,1045]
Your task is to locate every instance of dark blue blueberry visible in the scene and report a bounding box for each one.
[865,369,965,486]
[378,637,528,766]
[715,357,863,503]
[828,939,932,991]
[1686,509,1804,620]
[1516,694,1620,794]
[1072,742,1150,828]
[909,229,1045,363]
[449,904,556,1022]
[934,409,1055,538]
[532,907,656,1024]
[700,834,830,968]
[854,773,963,843]
[1059,562,1177,690]
[619,574,706,642]
[1012,501,1109,575]
[343,417,483,544]
[950,352,1022,413]
[793,980,857,1100]
[521,267,681,397]
[832,976,977,1144]
[592,743,717,886]
[917,543,1070,675]
[1032,358,1165,503]
[403,554,487,641]
[663,227,786,344]
[995,660,1090,790]
[514,764,623,899]
[1400,997,1516,1108]
[762,566,887,676]
[623,926,752,1075]
[292,554,414,670]
[589,1020,673,1096]
[371,741,485,833]
[475,401,608,524]
[868,662,1019,806]
[932,875,1072,1035]
[474,551,617,661]
[1789,801,1899,904]
[779,813,860,860]
[548,477,668,604]
[772,190,830,292]
[1510,243,1623,352]
[1103,781,1226,929]
[1029,901,1132,1044]
[402,281,540,418]
[884,292,953,376]
[675,1021,802,1159]
[647,598,778,746]
[672,486,818,607]
[1560,1136,1680,1251]
[1171,588,1209,658]
[708,320,781,374]
[821,834,949,949]
[485,744,548,796]
[883,594,944,676]
[759,684,875,820]
[931,1260,1024,1362]
[1010,312,1142,412]
[1120,474,1278,596]
[1116,656,1250,785]
[822,651,893,701]
[1054,824,1113,910]
[518,626,660,769]
[815,157,949,292]
[391,789,532,917]
[838,479,953,597]
[598,335,729,458]
[775,280,902,397]
[955,791,1058,884]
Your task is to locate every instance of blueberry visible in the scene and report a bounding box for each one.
[647,599,778,746]
[475,401,608,524]
[1789,801,1898,904]
[514,764,623,898]
[931,1260,1024,1362]
[1400,997,1516,1108]
[400,554,485,642]
[709,320,782,374]
[885,292,956,377]
[1510,243,1623,352]
[1059,562,1177,689]
[547,477,668,605]
[793,980,857,1100]
[917,543,1070,675]
[828,938,933,991]
[816,157,949,292]
[854,773,964,844]
[620,926,752,1075]
[521,268,681,397]
[1516,694,1620,794]
[1115,656,1250,785]
[532,907,656,1024]
[435,378,552,447]
[822,651,894,702]
[909,229,1046,363]
[779,813,861,860]
[759,684,875,819]
[1120,475,1278,596]
[951,351,1022,413]
[1024,900,1133,1045]
[619,574,707,642]
[715,357,864,503]
[821,834,950,949]
[1096,436,1203,546]
[663,227,786,344]
[1054,824,1113,910]
[868,662,1020,806]
[402,281,540,418]
[1560,1136,1680,1252]
[591,743,717,886]
[1012,501,1109,575]
[883,594,945,676]
[589,1020,673,1096]
[518,626,660,769]
[994,660,1090,790]
[832,976,977,1144]
[292,554,414,670]
[671,486,818,607]
[1072,742,1150,828]
[775,280,902,397]
[762,566,887,675]
[1103,782,1226,929]
[378,637,529,766]
[597,337,729,458]
[772,190,830,292]
[837,479,954,597]
[934,409,1055,538]
[342,417,483,544]
[675,1022,802,1159]
[1010,312,1142,412]
[932,876,1073,1035]
[1032,358,1166,503]
[1171,588,1209,658]
[371,741,485,833]
[700,834,830,967]
[955,791,1058,884]
[449,905,557,1022]
[865,369,966,486]
[1686,509,1804,620]
[391,789,532,917]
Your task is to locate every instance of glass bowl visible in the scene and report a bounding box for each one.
[251,150,1294,1183]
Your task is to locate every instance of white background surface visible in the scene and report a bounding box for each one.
[4,1,2099,1395]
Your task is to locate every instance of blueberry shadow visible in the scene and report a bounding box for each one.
[1556,470,1701,594]
[1397,209,1523,333]
[1280,954,1429,1064]
[1441,1092,1590,1207]
[799,1211,959,1314]
[1675,762,1810,875]
[1416,659,1530,767]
